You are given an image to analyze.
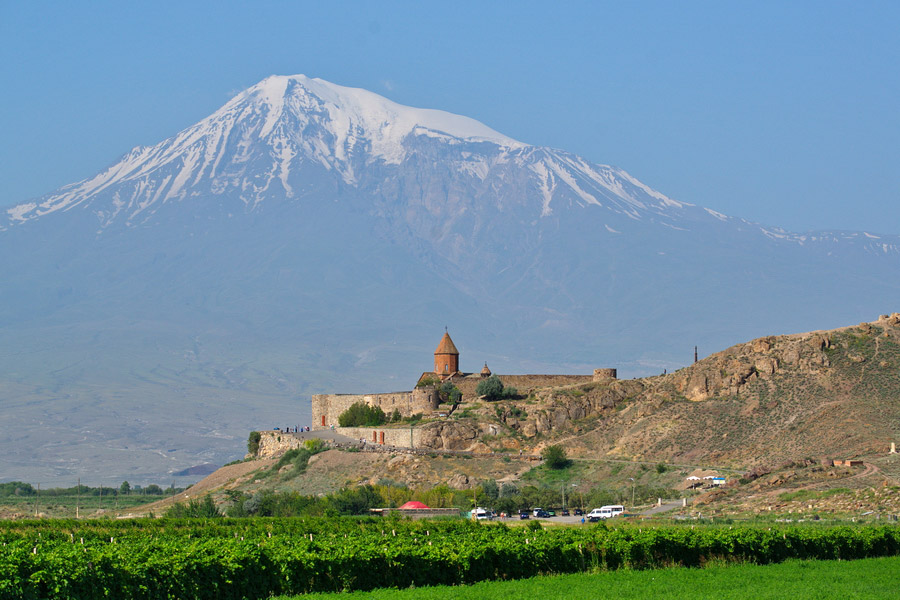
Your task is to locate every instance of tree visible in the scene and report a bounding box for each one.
[338,402,387,427]
[541,445,570,469]
[480,479,499,500]
[475,375,504,401]
[439,381,462,405]
[119,481,131,496]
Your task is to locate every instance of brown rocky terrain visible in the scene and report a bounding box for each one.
[418,313,900,472]
[129,313,900,519]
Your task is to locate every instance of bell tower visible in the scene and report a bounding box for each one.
[433,329,460,378]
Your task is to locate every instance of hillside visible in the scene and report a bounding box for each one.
[445,312,900,469]
[129,313,900,519]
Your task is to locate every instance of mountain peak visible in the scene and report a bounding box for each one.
[239,74,524,162]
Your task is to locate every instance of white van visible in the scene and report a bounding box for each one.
[473,507,493,520]
[587,505,625,520]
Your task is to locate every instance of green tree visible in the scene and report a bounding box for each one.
[119,481,131,496]
[439,381,463,404]
[476,375,505,401]
[338,402,387,427]
[541,445,571,469]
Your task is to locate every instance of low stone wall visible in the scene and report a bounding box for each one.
[336,426,424,448]
[254,430,307,458]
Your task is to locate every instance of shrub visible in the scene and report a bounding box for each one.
[304,438,326,453]
[338,402,387,427]
[417,375,439,388]
[164,495,222,518]
[247,431,261,455]
[476,375,505,401]
[541,445,571,469]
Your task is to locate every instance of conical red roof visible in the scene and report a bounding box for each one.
[434,332,459,355]
[399,500,430,509]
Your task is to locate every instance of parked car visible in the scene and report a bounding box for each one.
[532,508,550,518]
[573,508,583,516]
[518,510,530,520]
[545,510,556,517]
[561,509,570,516]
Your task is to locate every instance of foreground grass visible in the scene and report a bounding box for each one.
[279,555,900,600]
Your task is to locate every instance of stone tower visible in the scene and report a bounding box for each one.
[434,331,460,378]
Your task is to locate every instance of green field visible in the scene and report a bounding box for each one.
[284,555,900,600]
[3,518,900,599]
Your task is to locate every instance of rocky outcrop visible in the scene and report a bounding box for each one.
[252,431,306,459]
[418,421,480,450]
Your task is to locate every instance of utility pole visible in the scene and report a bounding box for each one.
[694,346,698,363]
[76,478,80,519]
[33,483,39,517]
[629,478,636,509]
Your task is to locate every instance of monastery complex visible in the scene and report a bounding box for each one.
[311,331,617,431]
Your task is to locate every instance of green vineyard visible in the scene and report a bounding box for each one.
[2,518,900,599]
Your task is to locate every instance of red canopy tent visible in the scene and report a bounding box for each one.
[398,501,430,509]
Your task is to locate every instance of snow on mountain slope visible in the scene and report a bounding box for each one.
[3,74,898,260]
[2,74,703,232]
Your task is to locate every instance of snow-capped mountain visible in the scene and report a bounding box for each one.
[1,75,898,485]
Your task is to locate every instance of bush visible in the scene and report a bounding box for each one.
[304,438,326,453]
[541,445,571,469]
[476,375,505,401]
[247,431,261,455]
[338,402,387,427]
[164,495,222,518]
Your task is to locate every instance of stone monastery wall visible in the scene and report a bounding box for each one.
[452,374,596,398]
[312,388,438,430]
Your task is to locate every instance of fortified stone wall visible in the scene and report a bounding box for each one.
[312,388,438,430]
[452,374,595,399]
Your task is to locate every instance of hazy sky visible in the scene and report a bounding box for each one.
[1,1,897,234]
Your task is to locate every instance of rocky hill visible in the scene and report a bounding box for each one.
[402,313,900,470]
[130,314,900,519]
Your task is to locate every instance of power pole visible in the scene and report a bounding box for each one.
[33,483,39,517]
[694,346,698,363]
[76,478,80,519]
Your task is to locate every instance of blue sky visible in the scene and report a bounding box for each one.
[1,1,897,234]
